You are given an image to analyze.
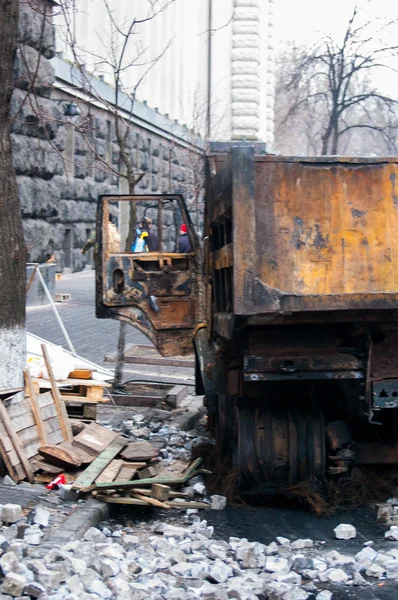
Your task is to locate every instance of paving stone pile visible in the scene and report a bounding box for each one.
[100,411,212,463]
[0,504,398,599]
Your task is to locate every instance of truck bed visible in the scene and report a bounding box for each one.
[209,148,398,316]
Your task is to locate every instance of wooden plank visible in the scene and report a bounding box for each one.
[138,465,160,479]
[97,494,148,506]
[24,368,47,444]
[86,387,105,401]
[39,442,94,468]
[124,355,195,368]
[38,378,110,388]
[131,492,170,509]
[95,459,123,483]
[166,500,209,509]
[44,416,65,434]
[22,440,41,460]
[0,399,34,482]
[30,458,63,474]
[0,435,20,481]
[62,396,108,404]
[41,344,73,442]
[7,405,58,434]
[129,488,190,499]
[19,428,40,447]
[72,436,127,490]
[93,458,202,491]
[6,392,54,420]
[47,428,64,446]
[117,466,137,482]
[120,441,159,462]
[96,495,209,509]
[73,423,119,457]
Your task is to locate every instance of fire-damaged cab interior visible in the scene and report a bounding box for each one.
[96,194,201,357]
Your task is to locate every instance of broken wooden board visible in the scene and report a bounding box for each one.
[0,398,34,482]
[38,441,94,468]
[41,344,73,441]
[129,488,191,499]
[137,465,160,479]
[72,436,127,490]
[92,458,202,492]
[96,494,209,509]
[72,422,119,457]
[120,441,159,462]
[131,492,170,509]
[0,390,65,482]
[95,459,123,484]
[117,464,137,482]
[31,458,64,474]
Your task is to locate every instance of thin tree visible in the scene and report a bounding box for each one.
[277,5,398,155]
[56,0,178,387]
[0,0,26,391]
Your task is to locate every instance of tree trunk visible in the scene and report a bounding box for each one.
[0,0,26,391]
[331,124,339,155]
[113,177,136,389]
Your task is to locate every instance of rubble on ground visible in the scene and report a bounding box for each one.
[333,524,356,540]
[0,508,397,599]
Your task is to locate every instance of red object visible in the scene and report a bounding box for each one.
[180,224,187,233]
[46,474,66,490]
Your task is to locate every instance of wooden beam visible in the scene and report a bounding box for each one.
[92,458,202,492]
[41,344,73,441]
[0,399,34,482]
[72,436,127,490]
[24,368,47,445]
[131,493,170,509]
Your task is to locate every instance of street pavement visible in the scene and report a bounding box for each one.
[26,269,149,365]
[26,269,194,385]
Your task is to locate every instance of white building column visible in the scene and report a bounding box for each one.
[231,0,261,139]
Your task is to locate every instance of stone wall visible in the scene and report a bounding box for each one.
[12,0,205,272]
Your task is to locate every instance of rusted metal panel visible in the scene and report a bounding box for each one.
[244,354,363,373]
[242,157,398,315]
[232,146,256,315]
[353,442,398,464]
[244,371,363,382]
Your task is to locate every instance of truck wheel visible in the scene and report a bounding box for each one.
[236,404,325,491]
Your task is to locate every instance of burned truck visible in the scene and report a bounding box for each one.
[96,145,398,492]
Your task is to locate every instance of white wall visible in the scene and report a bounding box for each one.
[53,0,275,143]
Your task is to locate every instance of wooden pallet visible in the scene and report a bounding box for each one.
[0,389,65,482]
[37,378,111,404]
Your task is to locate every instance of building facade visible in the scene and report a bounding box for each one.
[53,0,275,145]
[14,0,275,271]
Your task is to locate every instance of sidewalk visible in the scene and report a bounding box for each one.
[26,270,150,367]
[26,270,194,385]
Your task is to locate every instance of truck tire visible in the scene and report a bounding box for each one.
[236,403,326,492]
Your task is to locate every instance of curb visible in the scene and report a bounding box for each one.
[44,499,109,547]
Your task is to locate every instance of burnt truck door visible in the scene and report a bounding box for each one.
[96,194,202,357]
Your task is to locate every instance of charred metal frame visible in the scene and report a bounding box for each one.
[96,194,203,356]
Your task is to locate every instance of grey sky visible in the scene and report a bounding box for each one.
[273,0,398,93]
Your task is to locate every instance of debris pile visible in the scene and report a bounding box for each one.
[0,511,397,599]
